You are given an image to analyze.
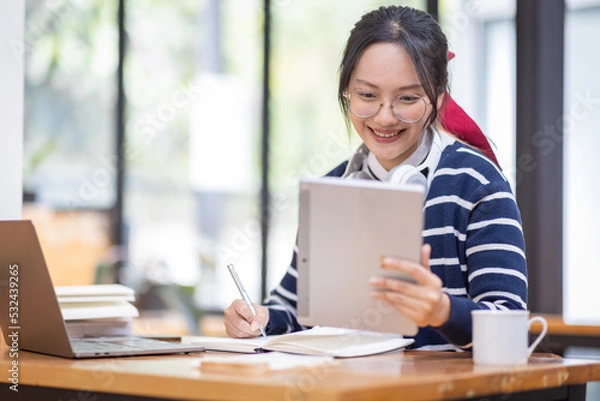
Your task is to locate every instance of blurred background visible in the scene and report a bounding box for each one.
[17,0,600,342]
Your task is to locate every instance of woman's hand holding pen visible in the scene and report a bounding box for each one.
[369,244,451,328]
[224,299,270,338]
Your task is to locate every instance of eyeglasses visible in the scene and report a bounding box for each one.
[343,88,428,123]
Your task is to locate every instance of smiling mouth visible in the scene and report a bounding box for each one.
[371,128,404,138]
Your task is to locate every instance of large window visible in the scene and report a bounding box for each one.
[440,0,516,186]
[563,0,600,324]
[123,0,264,313]
[23,1,117,286]
[24,1,117,208]
[21,1,266,315]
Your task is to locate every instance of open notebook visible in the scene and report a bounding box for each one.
[184,326,414,358]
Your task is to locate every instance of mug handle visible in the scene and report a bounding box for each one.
[527,315,548,356]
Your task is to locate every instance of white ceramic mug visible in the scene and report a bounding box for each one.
[471,310,548,366]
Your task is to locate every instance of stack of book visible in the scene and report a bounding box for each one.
[55,284,139,338]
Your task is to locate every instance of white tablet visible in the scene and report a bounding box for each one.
[297,177,424,336]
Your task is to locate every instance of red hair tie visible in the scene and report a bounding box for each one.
[439,52,500,168]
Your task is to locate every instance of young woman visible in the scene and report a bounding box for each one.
[224,5,527,350]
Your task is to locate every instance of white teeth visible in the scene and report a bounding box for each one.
[373,130,399,138]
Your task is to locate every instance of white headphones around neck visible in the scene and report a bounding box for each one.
[386,164,428,188]
[386,135,444,191]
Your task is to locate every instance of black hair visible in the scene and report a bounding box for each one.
[338,6,448,131]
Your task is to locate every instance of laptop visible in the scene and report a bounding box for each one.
[0,220,205,358]
[297,177,424,336]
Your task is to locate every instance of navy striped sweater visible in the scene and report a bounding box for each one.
[263,139,527,350]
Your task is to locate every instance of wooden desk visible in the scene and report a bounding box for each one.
[1,345,600,401]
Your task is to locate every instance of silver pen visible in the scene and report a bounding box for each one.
[226,263,267,337]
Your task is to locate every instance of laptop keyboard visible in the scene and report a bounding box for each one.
[72,341,136,353]
[71,337,192,354]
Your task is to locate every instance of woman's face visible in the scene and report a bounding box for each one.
[347,42,432,171]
